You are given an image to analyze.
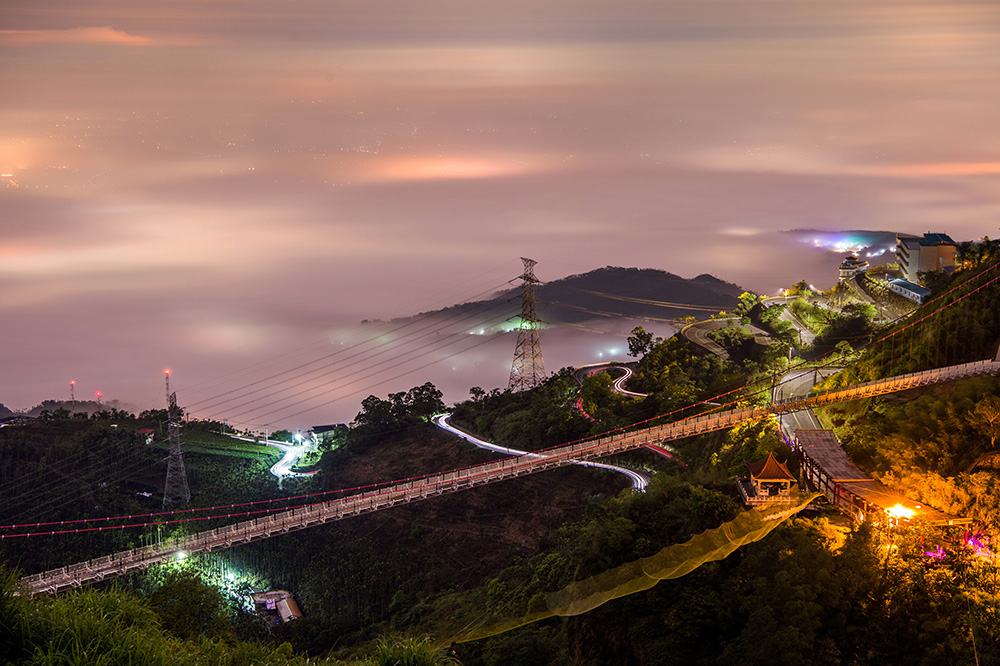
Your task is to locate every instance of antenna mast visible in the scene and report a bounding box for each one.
[508,257,546,391]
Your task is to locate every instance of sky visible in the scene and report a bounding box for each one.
[2,0,999,429]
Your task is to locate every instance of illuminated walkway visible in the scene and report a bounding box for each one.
[20,357,1000,594]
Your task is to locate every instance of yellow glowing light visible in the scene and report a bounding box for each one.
[886,504,915,519]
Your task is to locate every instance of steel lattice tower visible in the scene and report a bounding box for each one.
[508,257,546,391]
[162,370,191,507]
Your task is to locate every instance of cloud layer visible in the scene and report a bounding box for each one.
[2,0,999,426]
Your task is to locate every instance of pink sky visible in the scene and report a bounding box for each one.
[2,0,999,428]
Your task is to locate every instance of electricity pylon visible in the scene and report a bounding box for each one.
[162,369,191,507]
[508,257,546,391]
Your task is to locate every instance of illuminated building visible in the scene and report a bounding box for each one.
[895,233,957,283]
[838,253,869,281]
[888,278,931,304]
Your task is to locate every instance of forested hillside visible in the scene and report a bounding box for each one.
[6,259,1000,664]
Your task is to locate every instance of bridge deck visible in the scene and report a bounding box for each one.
[18,357,998,594]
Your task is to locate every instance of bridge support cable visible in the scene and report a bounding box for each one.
[19,357,1000,595]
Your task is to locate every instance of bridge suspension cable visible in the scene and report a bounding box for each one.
[19,357,1000,594]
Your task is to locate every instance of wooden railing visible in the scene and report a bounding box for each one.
[21,358,1000,594]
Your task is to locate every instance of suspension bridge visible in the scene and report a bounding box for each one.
[17,355,1000,594]
[12,258,1000,594]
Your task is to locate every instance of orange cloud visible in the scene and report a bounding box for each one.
[367,155,550,182]
[873,162,1000,177]
[0,27,156,46]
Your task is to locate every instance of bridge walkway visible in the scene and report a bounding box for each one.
[19,357,1000,594]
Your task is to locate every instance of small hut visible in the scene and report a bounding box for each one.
[252,590,303,624]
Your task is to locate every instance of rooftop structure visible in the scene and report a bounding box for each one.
[896,233,957,283]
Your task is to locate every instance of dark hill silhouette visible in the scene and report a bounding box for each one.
[401,266,745,329]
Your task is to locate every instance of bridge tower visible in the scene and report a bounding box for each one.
[162,369,191,507]
[508,257,546,391]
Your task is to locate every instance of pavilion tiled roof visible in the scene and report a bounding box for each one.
[746,452,795,482]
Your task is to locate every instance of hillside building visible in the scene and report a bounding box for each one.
[838,254,869,281]
[252,590,303,625]
[896,233,957,283]
[888,279,932,305]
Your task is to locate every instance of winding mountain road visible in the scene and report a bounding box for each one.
[226,435,317,479]
[573,362,685,465]
[433,413,649,490]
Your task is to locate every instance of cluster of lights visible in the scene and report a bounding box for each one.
[800,231,897,257]
[886,504,915,520]
[883,507,994,562]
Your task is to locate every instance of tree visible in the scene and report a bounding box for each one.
[148,570,230,640]
[957,240,980,269]
[354,382,445,430]
[406,382,445,420]
[627,326,656,358]
[734,292,762,324]
[469,386,486,416]
[842,302,876,321]
[758,302,786,326]
[916,269,951,293]
[973,395,1000,447]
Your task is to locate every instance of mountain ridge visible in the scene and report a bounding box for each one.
[403,265,746,328]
